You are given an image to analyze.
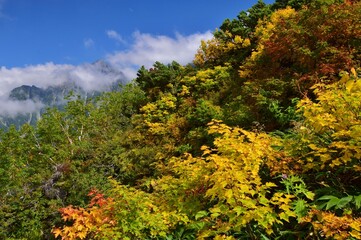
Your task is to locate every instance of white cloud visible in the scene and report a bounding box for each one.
[0,63,70,97]
[0,98,44,117]
[106,31,213,79]
[0,62,124,116]
[106,30,126,44]
[84,38,95,48]
[0,62,125,96]
[0,31,213,116]
[0,31,212,93]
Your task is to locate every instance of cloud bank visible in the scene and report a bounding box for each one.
[0,98,44,117]
[0,62,122,97]
[0,62,123,116]
[107,31,213,79]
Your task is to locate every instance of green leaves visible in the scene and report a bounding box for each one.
[195,211,208,220]
[354,194,361,209]
[135,61,184,98]
[317,195,361,210]
[280,175,314,200]
[1,1,360,239]
[293,199,307,219]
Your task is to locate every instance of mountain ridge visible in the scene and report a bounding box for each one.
[0,60,127,129]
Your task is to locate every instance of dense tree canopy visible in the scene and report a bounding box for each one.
[1,0,361,239]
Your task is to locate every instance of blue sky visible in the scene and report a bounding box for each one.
[0,0,273,68]
[0,0,275,115]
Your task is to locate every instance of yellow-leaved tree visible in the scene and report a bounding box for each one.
[153,120,307,239]
[290,69,361,172]
[283,69,361,239]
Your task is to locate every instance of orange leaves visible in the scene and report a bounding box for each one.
[52,189,115,240]
[302,209,361,239]
[88,189,109,207]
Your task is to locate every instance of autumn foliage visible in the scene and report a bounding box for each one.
[1,0,361,239]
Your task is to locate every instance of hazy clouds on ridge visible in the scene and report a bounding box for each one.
[0,62,123,116]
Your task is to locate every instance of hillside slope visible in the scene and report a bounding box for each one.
[0,0,360,239]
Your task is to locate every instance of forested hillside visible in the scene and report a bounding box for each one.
[1,0,361,239]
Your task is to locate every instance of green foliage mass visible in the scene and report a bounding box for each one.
[1,0,361,239]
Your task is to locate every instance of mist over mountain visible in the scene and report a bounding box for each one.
[0,60,127,128]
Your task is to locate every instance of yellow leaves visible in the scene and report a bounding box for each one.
[224,189,234,204]
[294,73,361,171]
[193,32,251,67]
[345,78,361,93]
[269,193,296,223]
[194,38,223,66]
[270,7,297,25]
[350,221,361,239]
[144,121,167,135]
[302,209,361,240]
[346,79,354,92]
[179,85,190,96]
[141,93,177,119]
[208,120,231,135]
[271,192,294,205]
[351,67,357,78]
[242,38,251,48]
[141,102,157,113]
[170,121,297,235]
[181,65,230,94]
[207,121,275,184]
[139,92,183,141]
[141,118,303,237]
[76,231,87,239]
[52,228,62,238]
[238,67,254,79]
[233,35,243,44]
[200,145,212,156]
[289,73,361,234]
[225,35,252,51]
[214,235,236,240]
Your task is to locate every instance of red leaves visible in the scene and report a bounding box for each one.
[259,2,361,92]
[88,189,109,207]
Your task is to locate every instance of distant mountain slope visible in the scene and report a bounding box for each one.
[9,85,45,102]
[0,60,127,129]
